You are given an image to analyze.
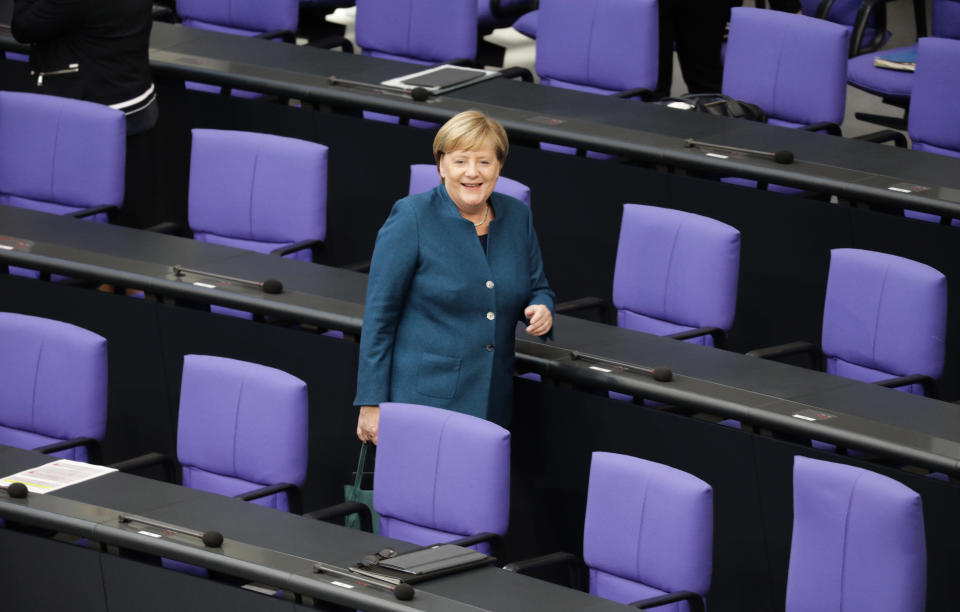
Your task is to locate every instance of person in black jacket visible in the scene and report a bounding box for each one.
[12,0,161,228]
[12,0,156,134]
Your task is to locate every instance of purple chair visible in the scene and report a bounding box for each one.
[749,248,946,396]
[188,128,327,317]
[355,0,478,126]
[722,8,848,192]
[374,402,510,555]
[506,452,713,612]
[176,355,308,512]
[0,91,125,278]
[175,0,299,97]
[189,129,327,262]
[535,0,658,157]
[799,0,892,56]
[847,0,960,130]
[786,456,926,612]
[612,204,740,349]
[0,313,107,463]
[356,0,476,64]
[408,163,531,206]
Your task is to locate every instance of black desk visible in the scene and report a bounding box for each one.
[2,203,959,475]
[3,16,960,217]
[2,205,960,610]
[0,445,632,612]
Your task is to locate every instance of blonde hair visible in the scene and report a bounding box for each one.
[433,110,509,165]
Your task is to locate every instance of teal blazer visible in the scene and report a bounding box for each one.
[354,184,554,426]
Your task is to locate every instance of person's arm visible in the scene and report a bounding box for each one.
[12,0,89,43]
[354,200,419,442]
[523,210,555,339]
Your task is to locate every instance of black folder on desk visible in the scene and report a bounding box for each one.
[348,544,494,585]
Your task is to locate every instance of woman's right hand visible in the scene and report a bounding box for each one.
[357,405,380,444]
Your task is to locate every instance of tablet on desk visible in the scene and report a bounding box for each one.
[381,64,497,94]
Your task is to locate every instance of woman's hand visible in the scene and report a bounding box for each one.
[524,304,553,337]
[357,405,380,444]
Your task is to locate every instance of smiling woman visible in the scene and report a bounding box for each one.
[354,110,555,443]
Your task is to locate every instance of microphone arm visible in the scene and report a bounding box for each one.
[569,351,673,382]
[118,513,224,547]
[172,265,283,294]
[684,138,795,164]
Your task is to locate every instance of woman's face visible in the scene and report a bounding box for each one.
[438,142,501,212]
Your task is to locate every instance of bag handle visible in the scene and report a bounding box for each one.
[353,442,369,489]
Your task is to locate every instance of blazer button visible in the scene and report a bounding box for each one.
[486,312,495,320]
[485,280,495,289]
[486,344,495,351]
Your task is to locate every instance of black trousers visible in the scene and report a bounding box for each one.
[654,1,729,99]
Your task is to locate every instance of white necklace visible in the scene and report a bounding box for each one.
[470,204,490,227]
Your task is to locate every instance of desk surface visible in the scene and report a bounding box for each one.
[2,16,960,217]
[0,444,631,611]
[2,204,959,476]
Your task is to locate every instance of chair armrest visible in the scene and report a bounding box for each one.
[613,86,654,101]
[305,501,373,533]
[503,551,583,591]
[490,0,538,19]
[143,221,183,235]
[854,129,908,148]
[109,452,177,483]
[445,532,500,548]
[33,437,102,464]
[270,238,324,258]
[151,4,176,22]
[555,296,612,323]
[498,66,533,82]
[746,340,822,370]
[631,590,705,612]
[849,0,892,56]
[665,326,727,350]
[874,373,937,397]
[799,121,842,136]
[254,29,296,43]
[67,204,119,221]
[309,35,354,53]
[235,482,303,515]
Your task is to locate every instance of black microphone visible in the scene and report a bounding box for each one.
[328,75,432,102]
[172,265,284,294]
[685,138,794,164]
[118,513,224,548]
[570,351,673,382]
[3,481,28,498]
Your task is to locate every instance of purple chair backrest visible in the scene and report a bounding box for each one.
[786,456,926,612]
[188,129,327,262]
[374,403,510,553]
[932,0,960,37]
[536,0,658,94]
[583,452,713,608]
[724,8,848,127]
[177,355,308,511]
[176,0,298,34]
[908,37,960,155]
[408,163,531,206]
[613,204,740,346]
[822,249,946,387]
[0,313,107,462]
[356,0,477,64]
[0,90,125,216]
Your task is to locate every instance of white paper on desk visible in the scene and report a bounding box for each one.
[2,459,117,494]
